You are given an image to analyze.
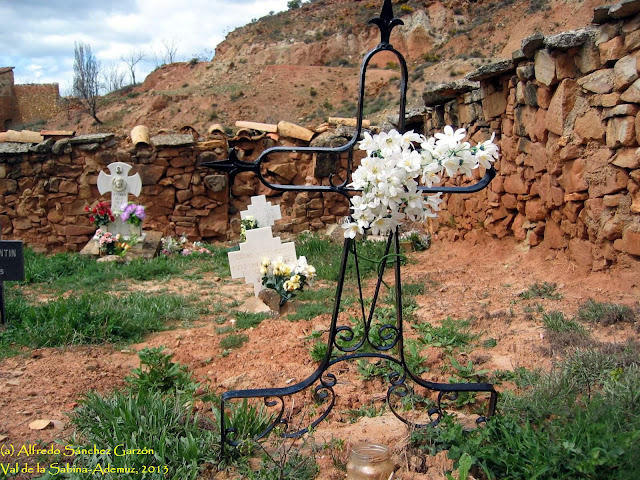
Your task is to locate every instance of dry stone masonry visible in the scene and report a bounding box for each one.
[423,1,640,270]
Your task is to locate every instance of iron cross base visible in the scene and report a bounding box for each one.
[219,230,498,456]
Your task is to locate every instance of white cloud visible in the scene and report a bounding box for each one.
[0,0,291,87]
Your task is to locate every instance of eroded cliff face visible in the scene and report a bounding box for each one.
[214,0,601,68]
[214,1,458,66]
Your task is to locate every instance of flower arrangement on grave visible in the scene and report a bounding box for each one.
[260,256,316,305]
[342,126,499,238]
[240,215,259,242]
[120,203,146,226]
[160,236,211,256]
[95,229,132,256]
[399,230,431,251]
[85,202,115,229]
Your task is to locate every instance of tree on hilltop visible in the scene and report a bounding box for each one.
[120,49,145,85]
[73,42,102,124]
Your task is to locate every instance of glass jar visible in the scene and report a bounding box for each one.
[346,443,395,480]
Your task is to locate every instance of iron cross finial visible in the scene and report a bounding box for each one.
[368,0,404,45]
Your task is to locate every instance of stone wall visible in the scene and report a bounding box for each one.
[0,68,60,130]
[423,3,640,270]
[0,68,15,130]
[0,134,230,252]
[0,130,358,252]
[13,84,61,126]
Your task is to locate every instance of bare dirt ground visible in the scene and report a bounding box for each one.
[1,235,638,478]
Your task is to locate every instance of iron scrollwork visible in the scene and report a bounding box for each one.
[213,0,498,457]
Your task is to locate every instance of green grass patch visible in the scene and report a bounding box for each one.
[234,312,270,330]
[219,333,249,350]
[295,233,393,283]
[21,247,230,293]
[1,291,196,354]
[542,311,587,334]
[287,302,327,321]
[412,348,640,479]
[309,341,328,362]
[413,317,479,352]
[577,300,636,326]
[519,281,563,300]
[295,286,335,302]
[346,402,385,423]
[68,348,218,480]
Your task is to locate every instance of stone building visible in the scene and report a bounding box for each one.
[0,67,61,130]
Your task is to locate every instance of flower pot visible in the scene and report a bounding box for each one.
[128,223,142,237]
[399,240,413,251]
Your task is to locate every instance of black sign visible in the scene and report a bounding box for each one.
[0,240,25,281]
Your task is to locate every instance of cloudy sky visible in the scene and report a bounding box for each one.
[0,0,291,93]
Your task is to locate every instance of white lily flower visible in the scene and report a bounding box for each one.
[435,125,467,148]
[344,127,497,237]
[342,221,361,239]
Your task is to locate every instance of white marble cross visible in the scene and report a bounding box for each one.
[228,227,297,296]
[240,195,282,228]
[97,162,142,213]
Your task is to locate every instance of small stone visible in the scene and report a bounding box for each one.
[150,134,194,147]
[604,104,640,118]
[606,116,636,148]
[545,28,595,50]
[611,148,640,170]
[599,36,626,63]
[0,143,31,154]
[576,39,601,74]
[97,255,125,263]
[546,79,578,136]
[68,133,114,145]
[258,288,281,312]
[592,5,610,23]
[516,64,535,80]
[534,49,556,86]
[620,78,640,102]
[422,79,479,106]
[613,55,639,90]
[614,228,640,256]
[29,420,53,430]
[522,32,545,59]
[609,0,640,19]
[204,174,227,192]
[466,59,514,81]
[624,29,640,51]
[577,69,615,94]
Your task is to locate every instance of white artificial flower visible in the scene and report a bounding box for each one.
[370,215,391,236]
[475,133,499,169]
[359,131,378,153]
[344,127,498,238]
[342,221,361,239]
[435,125,466,149]
[457,149,477,177]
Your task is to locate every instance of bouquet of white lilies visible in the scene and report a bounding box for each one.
[342,126,499,238]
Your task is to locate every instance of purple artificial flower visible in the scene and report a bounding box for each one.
[135,205,146,220]
[120,203,145,226]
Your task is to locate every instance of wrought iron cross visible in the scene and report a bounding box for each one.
[203,0,498,456]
